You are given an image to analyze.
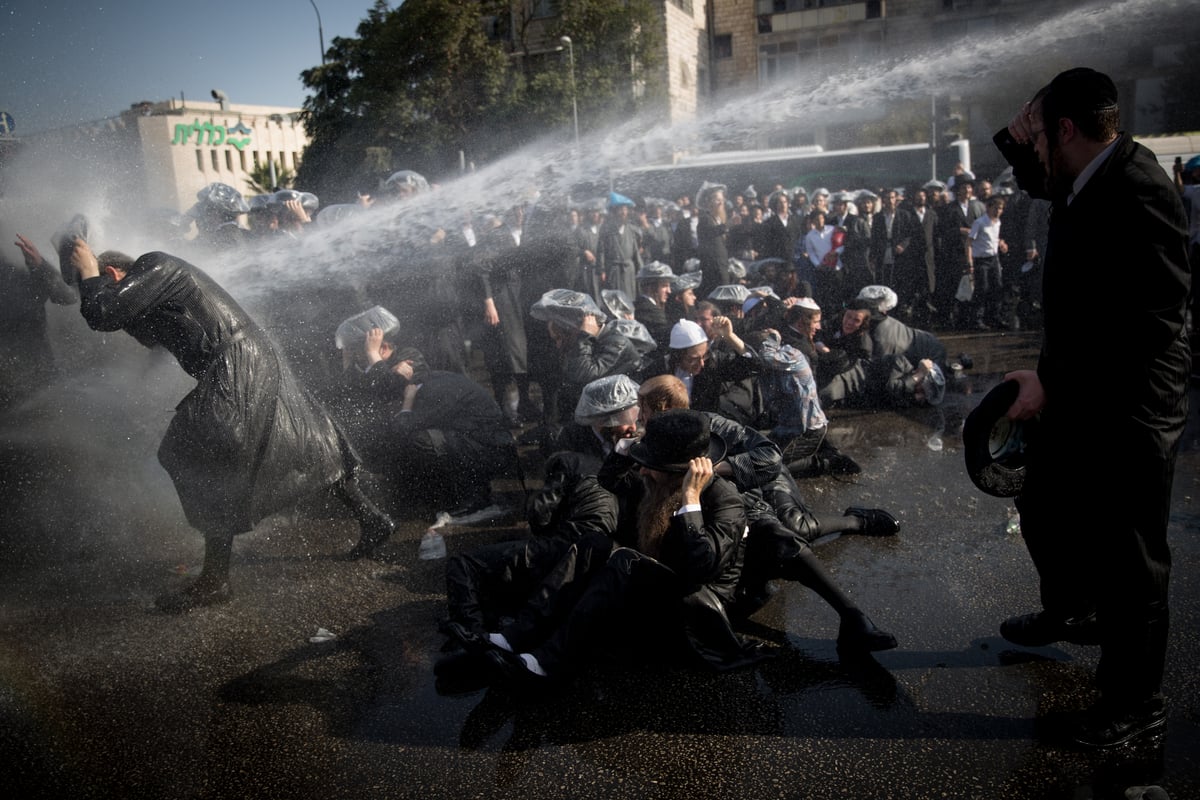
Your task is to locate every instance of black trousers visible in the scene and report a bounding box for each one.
[1015,417,1175,708]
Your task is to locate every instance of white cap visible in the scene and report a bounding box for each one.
[669,319,708,350]
[795,297,820,311]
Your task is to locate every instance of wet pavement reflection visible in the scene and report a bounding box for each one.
[2,330,1198,800]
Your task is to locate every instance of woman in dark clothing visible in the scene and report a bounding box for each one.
[696,184,732,299]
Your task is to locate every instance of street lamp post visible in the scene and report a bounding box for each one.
[308,0,326,65]
[560,36,580,150]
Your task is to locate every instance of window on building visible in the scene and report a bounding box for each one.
[669,0,693,13]
[759,42,802,85]
[758,15,773,34]
[866,0,881,18]
[253,151,260,167]
[714,34,733,60]
[482,14,511,41]
[293,151,301,169]
[225,151,233,171]
[239,151,247,171]
[195,149,204,171]
[211,150,219,171]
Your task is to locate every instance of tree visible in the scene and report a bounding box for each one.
[244,160,295,196]
[296,0,664,203]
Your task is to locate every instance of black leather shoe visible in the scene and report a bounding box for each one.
[825,452,862,475]
[844,507,900,536]
[1000,610,1101,646]
[837,609,898,653]
[444,621,495,655]
[344,515,396,560]
[483,649,550,693]
[1070,696,1166,748]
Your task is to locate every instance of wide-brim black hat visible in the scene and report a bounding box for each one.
[628,410,727,473]
[962,379,1038,498]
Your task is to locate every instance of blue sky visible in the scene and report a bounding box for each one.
[0,0,379,135]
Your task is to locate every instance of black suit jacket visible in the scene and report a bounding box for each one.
[756,213,804,264]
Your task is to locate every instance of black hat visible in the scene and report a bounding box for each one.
[1047,67,1118,112]
[962,380,1039,498]
[628,409,727,473]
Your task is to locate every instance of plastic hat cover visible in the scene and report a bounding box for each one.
[707,284,751,304]
[384,170,430,193]
[604,318,657,355]
[748,285,782,301]
[600,289,635,319]
[857,285,899,313]
[671,271,702,292]
[273,189,320,211]
[335,306,401,350]
[196,182,250,215]
[574,374,640,425]
[530,288,607,327]
[636,261,675,281]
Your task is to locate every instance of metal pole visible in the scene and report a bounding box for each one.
[308,0,326,65]
[930,94,937,181]
[561,36,579,150]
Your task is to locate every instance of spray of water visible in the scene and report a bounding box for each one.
[0,0,1194,570]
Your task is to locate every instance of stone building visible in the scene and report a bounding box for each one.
[8,97,308,216]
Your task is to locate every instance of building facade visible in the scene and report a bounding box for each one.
[11,98,308,215]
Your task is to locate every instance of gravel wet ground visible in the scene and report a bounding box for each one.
[2,329,1198,800]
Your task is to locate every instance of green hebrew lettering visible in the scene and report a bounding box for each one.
[199,122,217,145]
[226,138,251,151]
[171,124,193,145]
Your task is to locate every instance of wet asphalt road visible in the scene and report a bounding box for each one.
[1,329,1198,800]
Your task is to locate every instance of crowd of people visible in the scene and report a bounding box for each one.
[1,66,1193,754]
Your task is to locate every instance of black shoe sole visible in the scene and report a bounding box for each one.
[1070,712,1166,748]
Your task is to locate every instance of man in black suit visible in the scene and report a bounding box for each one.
[993,68,1191,749]
[869,188,923,320]
[933,176,983,328]
[756,190,804,267]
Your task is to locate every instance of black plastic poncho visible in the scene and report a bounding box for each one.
[79,252,348,533]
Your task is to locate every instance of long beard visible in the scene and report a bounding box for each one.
[636,476,684,560]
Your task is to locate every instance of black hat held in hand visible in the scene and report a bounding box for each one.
[962,379,1040,498]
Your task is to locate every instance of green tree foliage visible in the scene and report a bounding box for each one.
[297,0,663,203]
[244,160,295,196]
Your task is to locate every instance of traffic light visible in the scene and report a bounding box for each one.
[940,113,964,148]
[938,94,966,147]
